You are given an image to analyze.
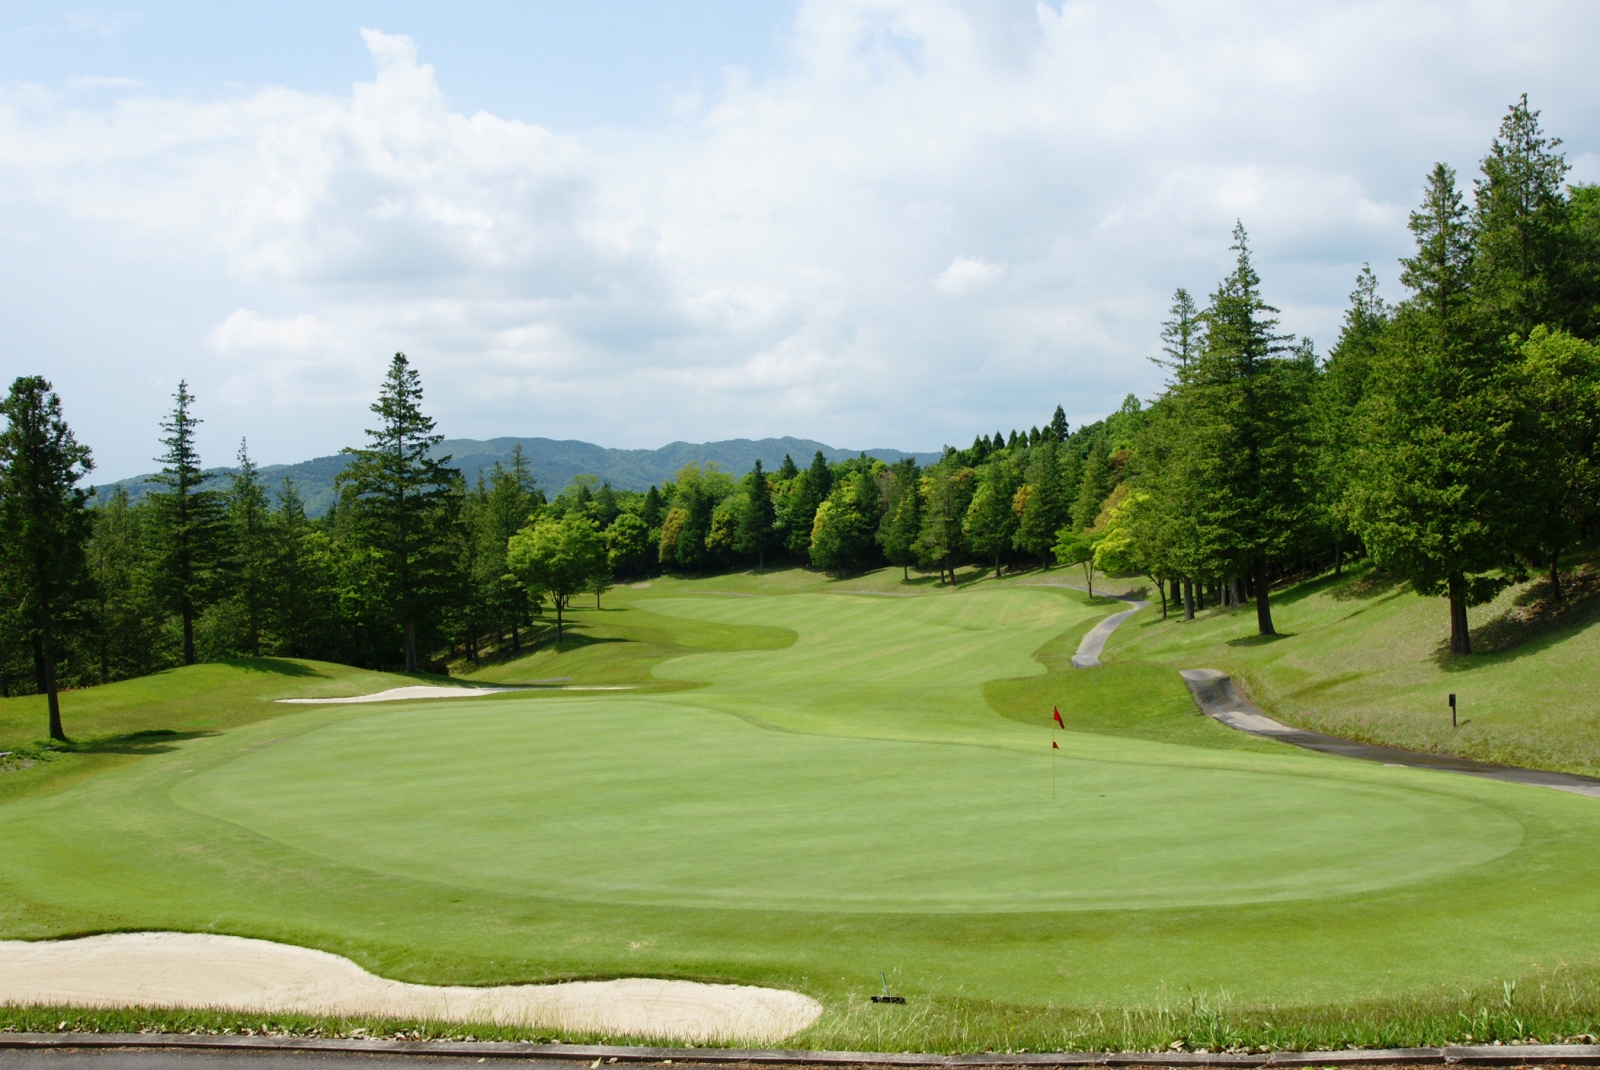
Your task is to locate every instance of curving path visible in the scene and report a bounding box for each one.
[1181,669,1600,800]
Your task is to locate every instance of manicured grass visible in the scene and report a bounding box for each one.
[4,566,1600,1049]
[1104,562,1600,776]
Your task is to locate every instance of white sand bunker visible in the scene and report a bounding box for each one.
[277,686,517,704]
[0,933,822,1044]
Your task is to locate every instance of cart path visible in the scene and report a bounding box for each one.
[1181,669,1600,800]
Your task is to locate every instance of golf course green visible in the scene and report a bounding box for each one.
[3,572,1600,1046]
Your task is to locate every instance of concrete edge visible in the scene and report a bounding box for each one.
[2,1035,1599,1066]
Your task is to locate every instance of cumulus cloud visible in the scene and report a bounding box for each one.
[2,1,1599,473]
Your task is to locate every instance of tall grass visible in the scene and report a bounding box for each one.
[8,968,1600,1053]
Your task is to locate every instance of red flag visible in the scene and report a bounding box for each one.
[1052,740,1059,749]
[1052,706,1064,729]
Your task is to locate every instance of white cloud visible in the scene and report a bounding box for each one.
[3,2,1600,473]
[935,256,1005,295]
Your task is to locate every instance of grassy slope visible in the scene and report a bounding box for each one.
[5,565,1600,1049]
[0,660,444,805]
[1103,563,1600,777]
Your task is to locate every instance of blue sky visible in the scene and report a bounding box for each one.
[2,1,1598,480]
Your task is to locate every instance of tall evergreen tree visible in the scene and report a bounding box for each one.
[964,459,1020,578]
[1160,287,1204,369]
[1472,95,1573,338]
[148,381,228,665]
[735,459,778,569]
[1014,440,1068,566]
[1176,224,1313,635]
[1071,438,1115,531]
[227,439,273,657]
[337,354,460,672]
[1048,406,1070,443]
[1351,165,1530,655]
[0,377,94,740]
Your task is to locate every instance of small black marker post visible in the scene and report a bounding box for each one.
[872,971,906,1004]
[1449,693,1457,728]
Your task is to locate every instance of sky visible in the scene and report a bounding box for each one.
[2,1,1598,481]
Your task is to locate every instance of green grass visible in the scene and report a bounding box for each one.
[5,565,1600,1050]
[1104,561,1600,776]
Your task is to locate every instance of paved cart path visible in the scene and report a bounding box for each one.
[1181,669,1600,800]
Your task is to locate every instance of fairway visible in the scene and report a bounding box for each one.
[4,577,1600,1034]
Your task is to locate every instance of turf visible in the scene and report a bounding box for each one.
[1103,561,1600,776]
[4,567,1600,1048]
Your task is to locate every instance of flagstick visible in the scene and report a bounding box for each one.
[1051,733,1056,798]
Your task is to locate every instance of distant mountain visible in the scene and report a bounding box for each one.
[92,436,944,518]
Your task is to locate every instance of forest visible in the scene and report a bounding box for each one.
[2,96,1596,731]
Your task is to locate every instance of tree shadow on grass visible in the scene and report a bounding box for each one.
[1330,571,1409,602]
[1435,569,1600,668]
[68,728,218,755]
[1226,631,1296,647]
[218,658,325,678]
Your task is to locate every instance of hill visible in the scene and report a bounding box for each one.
[92,436,943,517]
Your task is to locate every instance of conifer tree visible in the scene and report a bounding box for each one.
[227,439,273,657]
[1351,166,1531,655]
[1014,440,1067,566]
[148,381,228,665]
[1472,95,1573,338]
[964,459,1019,578]
[0,377,94,739]
[1048,406,1070,443]
[337,354,460,672]
[1071,438,1115,531]
[735,459,778,569]
[1160,288,1203,369]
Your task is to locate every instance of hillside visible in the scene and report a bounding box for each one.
[92,436,943,517]
[1103,560,1600,777]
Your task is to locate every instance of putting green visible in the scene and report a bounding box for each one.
[171,591,1519,912]
[4,579,1599,1015]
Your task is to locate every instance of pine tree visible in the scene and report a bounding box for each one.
[0,377,94,740]
[1174,224,1312,636]
[1311,266,1389,574]
[1072,438,1115,531]
[735,459,778,569]
[148,381,228,666]
[964,460,1019,578]
[1160,288,1204,369]
[227,439,273,657]
[337,354,460,672]
[1350,166,1531,655]
[1048,407,1069,443]
[1473,94,1573,338]
[1014,440,1067,566]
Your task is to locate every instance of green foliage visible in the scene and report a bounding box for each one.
[505,514,608,643]
[809,466,882,574]
[146,381,229,666]
[962,458,1019,577]
[877,458,922,579]
[0,376,94,739]
[335,354,462,671]
[734,459,779,568]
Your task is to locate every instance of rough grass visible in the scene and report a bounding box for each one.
[10,967,1600,1052]
[1103,560,1600,776]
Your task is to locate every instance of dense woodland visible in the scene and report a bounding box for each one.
[3,97,1597,733]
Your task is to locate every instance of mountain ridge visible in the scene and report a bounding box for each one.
[92,435,945,517]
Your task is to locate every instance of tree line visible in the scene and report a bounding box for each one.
[1097,95,1600,654]
[3,95,1594,738]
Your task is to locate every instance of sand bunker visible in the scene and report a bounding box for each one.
[276,686,517,704]
[0,933,822,1044]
